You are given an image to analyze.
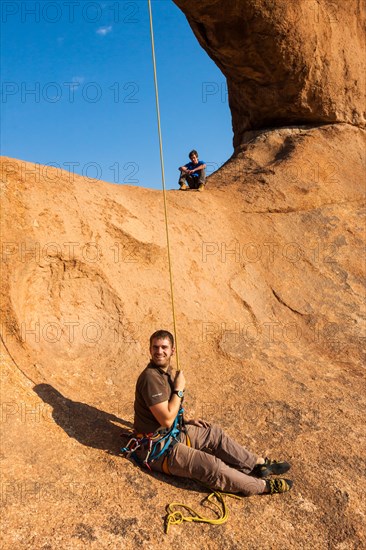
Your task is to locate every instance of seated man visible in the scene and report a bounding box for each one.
[178,150,206,191]
[129,330,293,496]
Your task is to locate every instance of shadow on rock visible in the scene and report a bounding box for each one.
[34,385,211,496]
[34,383,133,456]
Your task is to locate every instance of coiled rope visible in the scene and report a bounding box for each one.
[164,490,243,533]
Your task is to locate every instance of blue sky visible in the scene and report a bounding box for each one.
[1,0,233,189]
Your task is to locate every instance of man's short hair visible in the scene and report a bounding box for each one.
[149,330,174,348]
[189,149,198,159]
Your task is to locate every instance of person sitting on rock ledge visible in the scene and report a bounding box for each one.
[124,329,293,496]
[178,150,206,191]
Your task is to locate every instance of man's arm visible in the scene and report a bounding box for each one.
[150,395,182,428]
[188,163,206,174]
[149,370,186,428]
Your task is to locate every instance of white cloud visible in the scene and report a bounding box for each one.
[96,25,113,36]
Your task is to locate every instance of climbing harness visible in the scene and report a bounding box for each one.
[121,407,186,471]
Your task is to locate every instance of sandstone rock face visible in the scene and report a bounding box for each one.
[1,123,365,547]
[174,0,366,148]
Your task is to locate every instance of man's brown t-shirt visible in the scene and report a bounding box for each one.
[134,362,174,434]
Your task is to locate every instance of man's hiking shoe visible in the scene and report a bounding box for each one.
[179,183,188,190]
[251,457,291,478]
[265,478,293,495]
[198,183,205,192]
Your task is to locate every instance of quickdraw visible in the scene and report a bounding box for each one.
[121,407,185,471]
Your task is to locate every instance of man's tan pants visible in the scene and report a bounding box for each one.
[156,423,266,496]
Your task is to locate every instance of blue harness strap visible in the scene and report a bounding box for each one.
[121,407,184,469]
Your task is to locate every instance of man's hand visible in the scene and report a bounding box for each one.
[185,418,210,428]
[174,370,185,392]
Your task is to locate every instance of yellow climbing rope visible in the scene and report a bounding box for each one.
[164,490,243,533]
[147,2,242,532]
[147,0,180,371]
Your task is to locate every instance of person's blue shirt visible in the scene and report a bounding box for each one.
[184,160,206,177]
